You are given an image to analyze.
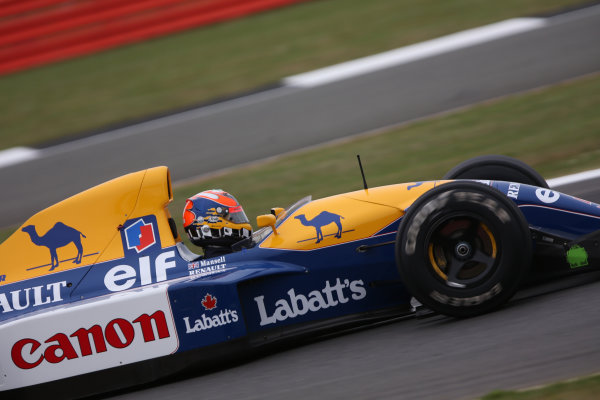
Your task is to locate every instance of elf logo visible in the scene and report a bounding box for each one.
[104,251,176,292]
[124,218,156,253]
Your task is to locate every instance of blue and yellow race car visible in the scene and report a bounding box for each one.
[1,155,599,398]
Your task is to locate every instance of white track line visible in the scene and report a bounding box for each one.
[0,147,40,168]
[548,169,600,188]
[283,18,547,88]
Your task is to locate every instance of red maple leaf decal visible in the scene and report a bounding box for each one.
[201,293,217,310]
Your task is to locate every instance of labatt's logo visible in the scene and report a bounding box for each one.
[183,294,239,333]
[11,310,170,369]
[255,278,367,326]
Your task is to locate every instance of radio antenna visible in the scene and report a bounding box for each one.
[357,154,368,190]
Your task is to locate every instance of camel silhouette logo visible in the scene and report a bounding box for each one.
[294,211,348,244]
[22,222,87,271]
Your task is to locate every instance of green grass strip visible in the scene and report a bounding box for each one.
[0,0,588,150]
[482,373,600,400]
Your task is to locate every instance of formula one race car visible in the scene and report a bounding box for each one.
[1,155,599,398]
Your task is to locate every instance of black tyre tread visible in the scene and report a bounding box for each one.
[396,181,532,318]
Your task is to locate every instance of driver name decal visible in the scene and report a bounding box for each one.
[188,256,232,278]
[254,278,367,326]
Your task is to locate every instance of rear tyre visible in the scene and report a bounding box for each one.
[396,181,531,317]
[443,155,548,188]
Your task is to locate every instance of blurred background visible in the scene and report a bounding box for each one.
[0,0,599,234]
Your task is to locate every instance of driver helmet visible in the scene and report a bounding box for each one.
[183,189,252,247]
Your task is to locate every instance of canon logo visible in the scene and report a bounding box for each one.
[11,310,170,370]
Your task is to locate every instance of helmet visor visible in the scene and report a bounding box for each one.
[225,205,249,224]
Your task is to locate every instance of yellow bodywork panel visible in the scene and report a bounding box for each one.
[260,181,446,251]
[342,181,446,210]
[0,167,176,286]
[260,194,403,251]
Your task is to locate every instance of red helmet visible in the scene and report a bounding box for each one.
[183,190,252,247]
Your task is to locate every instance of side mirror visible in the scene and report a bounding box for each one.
[257,214,278,235]
[271,207,285,218]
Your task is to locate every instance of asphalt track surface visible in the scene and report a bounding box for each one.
[1,4,600,227]
[6,4,600,400]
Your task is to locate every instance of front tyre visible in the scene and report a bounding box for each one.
[395,181,531,317]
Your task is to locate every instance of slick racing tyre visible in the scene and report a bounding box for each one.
[443,155,549,188]
[395,181,532,318]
